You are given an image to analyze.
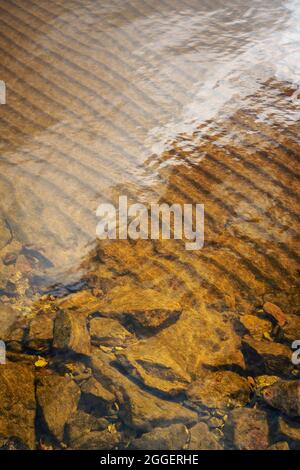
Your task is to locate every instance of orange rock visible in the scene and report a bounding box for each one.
[263,302,287,327]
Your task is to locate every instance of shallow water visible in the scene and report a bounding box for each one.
[0,0,299,451]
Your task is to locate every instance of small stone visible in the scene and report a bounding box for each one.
[278,416,300,441]
[254,375,279,396]
[131,424,189,450]
[89,317,132,347]
[229,408,269,450]
[209,417,224,428]
[53,310,90,355]
[268,441,289,450]
[242,336,293,376]
[262,380,300,417]
[263,302,287,327]
[36,374,81,441]
[187,371,251,409]
[188,422,223,450]
[240,314,272,340]
[2,251,18,265]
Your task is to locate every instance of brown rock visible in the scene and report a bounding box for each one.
[53,310,90,355]
[0,304,20,340]
[282,314,300,344]
[132,424,189,450]
[278,416,300,441]
[242,336,293,376]
[92,352,198,432]
[36,374,81,441]
[240,314,272,340]
[229,408,269,450]
[188,422,223,450]
[89,317,132,347]
[0,219,11,250]
[117,307,244,395]
[0,363,36,449]
[262,380,300,417]
[263,302,287,327]
[26,312,54,351]
[187,370,251,409]
[92,285,182,330]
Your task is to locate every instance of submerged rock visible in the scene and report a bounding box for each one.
[66,410,109,445]
[278,416,300,441]
[53,310,90,355]
[26,311,55,352]
[131,424,189,450]
[188,422,223,450]
[0,363,36,449]
[80,377,115,413]
[36,374,81,441]
[117,307,244,395]
[0,303,20,340]
[240,314,272,340]
[92,352,197,432]
[91,285,182,331]
[71,429,120,450]
[262,380,300,417]
[282,314,300,344]
[242,336,293,376]
[229,408,269,450]
[263,302,287,327]
[89,317,132,347]
[187,370,251,410]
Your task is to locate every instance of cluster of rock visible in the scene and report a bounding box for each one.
[0,278,300,450]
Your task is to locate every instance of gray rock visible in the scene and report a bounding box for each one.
[188,422,223,450]
[53,310,90,355]
[229,408,269,450]
[37,374,81,441]
[131,424,189,450]
[263,380,300,417]
[0,363,36,449]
